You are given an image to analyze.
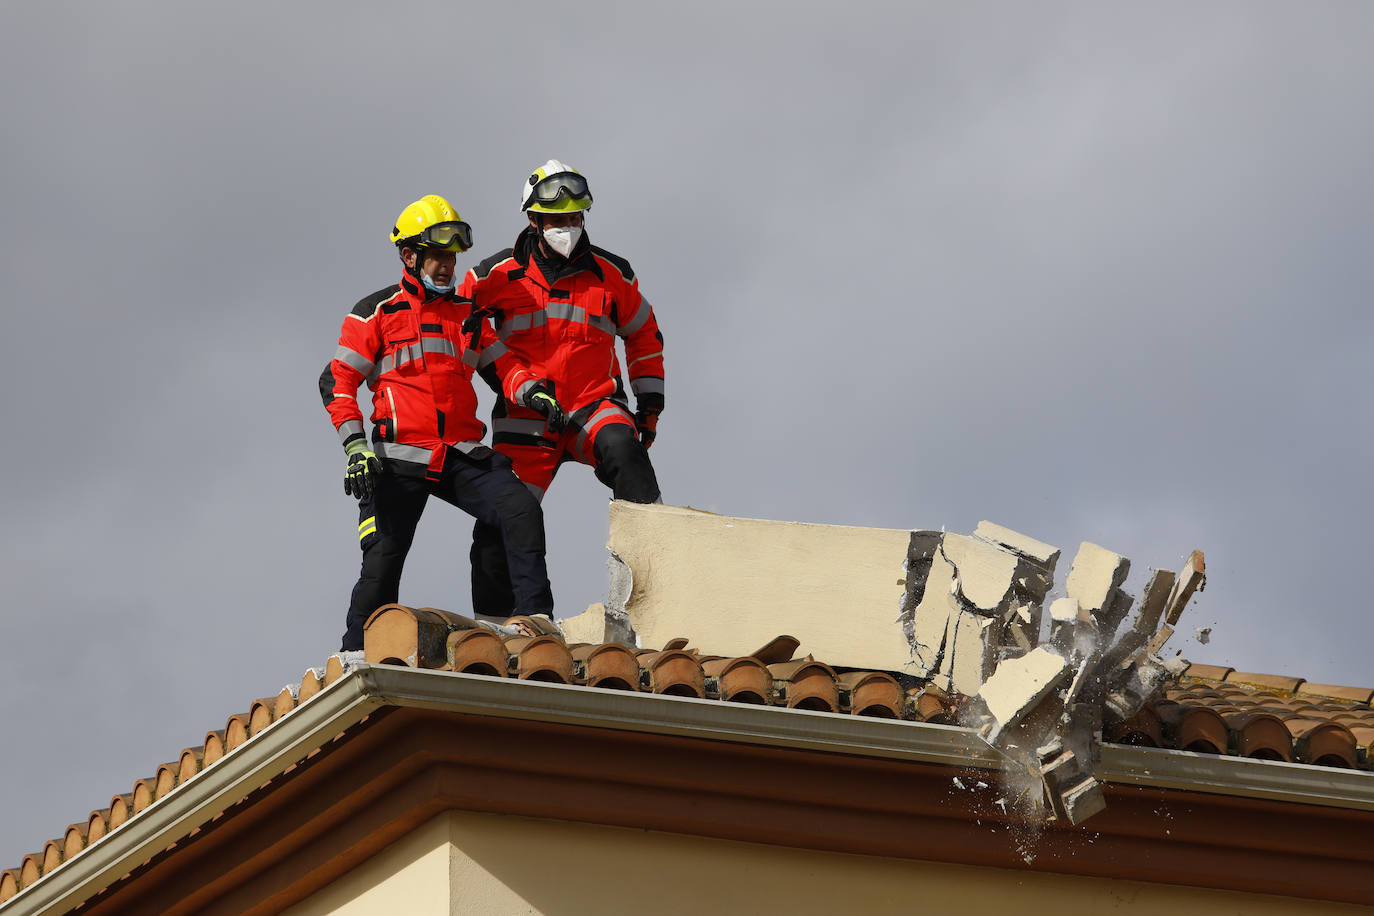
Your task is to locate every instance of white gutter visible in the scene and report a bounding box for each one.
[7,664,1374,915]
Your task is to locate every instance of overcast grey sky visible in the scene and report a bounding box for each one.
[2,1,1372,868]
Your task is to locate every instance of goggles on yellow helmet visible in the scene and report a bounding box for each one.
[400,220,472,252]
[525,172,592,210]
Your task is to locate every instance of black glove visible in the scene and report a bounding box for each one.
[635,409,659,448]
[522,379,567,434]
[343,442,382,501]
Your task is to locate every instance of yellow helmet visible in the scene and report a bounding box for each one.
[390,195,473,251]
[521,160,593,214]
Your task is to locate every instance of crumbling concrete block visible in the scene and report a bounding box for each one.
[945,610,999,696]
[1131,568,1177,638]
[1059,776,1108,825]
[1000,601,1038,653]
[608,502,915,671]
[972,521,1058,606]
[1065,541,1130,625]
[905,548,958,676]
[1038,740,1108,825]
[977,646,1072,746]
[559,603,608,645]
[942,534,1026,615]
[1104,653,1174,722]
[973,520,1062,572]
[1164,550,1206,626]
[1048,597,1080,654]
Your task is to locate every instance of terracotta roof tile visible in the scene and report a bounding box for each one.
[0,868,18,902]
[18,854,40,891]
[640,648,705,697]
[768,657,839,712]
[1221,712,1294,762]
[505,634,575,684]
[836,670,903,718]
[202,729,227,767]
[178,747,204,784]
[106,793,132,831]
[223,713,250,754]
[702,655,770,704]
[1224,671,1306,695]
[298,666,324,702]
[1106,706,1163,747]
[1176,706,1228,754]
[131,777,157,815]
[448,628,510,677]
[40,839,62,876]
[1285,719,1358,768]
[1297,682,1374,704]
[248,697,278,736]
[85,810,107,845]
[62,822,88,861]
[572,642,640,691]
[1180,663,1233,683]
[273,685,298,719]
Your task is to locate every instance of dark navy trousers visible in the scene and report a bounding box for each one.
[342,448,553,650]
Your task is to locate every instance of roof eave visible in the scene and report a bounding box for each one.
[8,664,1374,915]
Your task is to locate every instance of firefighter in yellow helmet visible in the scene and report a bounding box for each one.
[459,161,665,615]
[319,195,555,650]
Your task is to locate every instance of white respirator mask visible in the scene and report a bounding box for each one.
[542,225,582,258]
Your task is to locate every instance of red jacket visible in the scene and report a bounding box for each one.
[460,228,664,428]
[319,270,537,479]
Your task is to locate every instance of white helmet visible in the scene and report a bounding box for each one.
[521,159,593,214]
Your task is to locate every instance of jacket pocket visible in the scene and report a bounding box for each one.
[380,385,398,441]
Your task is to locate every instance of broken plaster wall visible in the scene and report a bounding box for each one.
[604,502,914,671]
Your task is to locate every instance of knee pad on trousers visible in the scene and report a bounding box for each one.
[592,425,661,503]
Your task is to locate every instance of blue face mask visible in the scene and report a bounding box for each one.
[421,273,455,295]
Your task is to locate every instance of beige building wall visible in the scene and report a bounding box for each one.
[287,809,1364,916]
[282,815,452,916]
[607,502,916,670]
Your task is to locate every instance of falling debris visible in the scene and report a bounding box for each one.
[899,522,1207,826]
[1195,626,1212,645]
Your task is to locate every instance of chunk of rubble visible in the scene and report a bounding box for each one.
[977,647,1072,747]
[1065,542,1133,638]
[973,520,1062,571]
[902,523,1060,692]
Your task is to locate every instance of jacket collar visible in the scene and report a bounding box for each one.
[512,225,603,286]
[399,265,456,305]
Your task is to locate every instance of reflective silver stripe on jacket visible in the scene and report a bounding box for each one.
[372,342,423,378]
[334,345,375,376]
[630,376,664,396]
[462,349,480,367]
[421,337,455,358]
[545,301,585,325]
[501,303,614,339]
[336,419,365,445]
[494,417,549,437]
[477,340,509,369]
[375,441,433,464]
[514,378,536,404]
[499,310,548,338]
[617,297,653,337]
[451,440,486,455]
[577,404,632,452]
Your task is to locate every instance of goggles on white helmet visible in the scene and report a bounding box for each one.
[525,172,592,209]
